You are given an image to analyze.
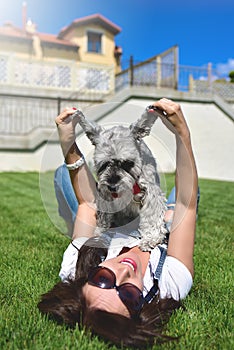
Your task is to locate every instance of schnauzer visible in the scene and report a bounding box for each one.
[73,106,167,251]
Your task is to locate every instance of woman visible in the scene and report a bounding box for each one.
[38,98,198,347]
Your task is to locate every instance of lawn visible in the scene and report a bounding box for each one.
[0,172,233,350]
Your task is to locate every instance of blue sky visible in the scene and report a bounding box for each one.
[1,0,233,76]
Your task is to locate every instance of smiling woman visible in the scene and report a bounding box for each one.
[38,99,198,347]
[38,235,182,345]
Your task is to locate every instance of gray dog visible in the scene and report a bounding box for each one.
[73,106,167,251]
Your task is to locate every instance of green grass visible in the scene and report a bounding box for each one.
[0,172,233,350]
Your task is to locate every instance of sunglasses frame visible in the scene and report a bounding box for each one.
[88,266,145,317]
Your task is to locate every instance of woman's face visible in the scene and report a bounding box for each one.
[82,251,144,318]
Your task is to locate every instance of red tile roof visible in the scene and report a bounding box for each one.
[0,22,30,39]
[0,22,79,49]
[0,13,121,49]
[38,32,78,48]
[59,13,121,38]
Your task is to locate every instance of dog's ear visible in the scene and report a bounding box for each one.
[74,109,103,145]
[130,109,158,140]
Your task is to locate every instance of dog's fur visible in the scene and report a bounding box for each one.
[73,107,167,251]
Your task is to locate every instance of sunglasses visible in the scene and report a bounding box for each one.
[88,266,145,317]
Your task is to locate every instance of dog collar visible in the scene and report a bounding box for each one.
[132,182,141,195]
[133,182,146,207]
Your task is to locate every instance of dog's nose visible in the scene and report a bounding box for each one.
[108,174,121,185]
[107,184,118,192]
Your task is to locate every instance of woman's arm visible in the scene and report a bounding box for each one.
[153,99,198,276]
[55,108,97,240]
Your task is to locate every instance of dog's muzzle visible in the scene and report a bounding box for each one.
[108,182,144,201]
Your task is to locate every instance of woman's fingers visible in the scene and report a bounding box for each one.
[152,98,189,137]
[55,107,77,126]
[153,98,180,116]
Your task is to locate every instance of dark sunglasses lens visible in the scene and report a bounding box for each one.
[118,284,143,312]
[89,267,115,289]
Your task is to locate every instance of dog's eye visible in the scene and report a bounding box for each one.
[121,160,135,172]
[97,162,110,174]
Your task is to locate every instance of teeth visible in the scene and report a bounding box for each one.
[121,261,134,271]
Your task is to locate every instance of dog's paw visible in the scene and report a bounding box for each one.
[94,226,104,236]
[138,228,167,251]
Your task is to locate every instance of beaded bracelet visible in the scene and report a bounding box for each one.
[66,155,85,170]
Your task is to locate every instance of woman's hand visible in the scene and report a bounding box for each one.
[152,98,190,139]
[55,107,79,157]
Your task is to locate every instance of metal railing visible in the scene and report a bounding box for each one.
[0,94,102,135]
[115,46,179,91]
[116,52,234,102]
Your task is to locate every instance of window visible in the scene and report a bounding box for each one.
[87,31,102,53]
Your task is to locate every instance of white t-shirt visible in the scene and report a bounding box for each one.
[59,233,193,301]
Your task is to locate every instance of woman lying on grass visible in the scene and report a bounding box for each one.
[38,98,198,347]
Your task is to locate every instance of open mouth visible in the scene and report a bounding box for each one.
[107,184,120,198]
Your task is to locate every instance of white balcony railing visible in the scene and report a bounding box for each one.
[0,54,115,95]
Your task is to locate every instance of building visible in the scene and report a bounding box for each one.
[0,8,122,98]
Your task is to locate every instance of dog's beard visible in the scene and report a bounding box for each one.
[96,169,138,214]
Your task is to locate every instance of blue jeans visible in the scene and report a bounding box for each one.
[54,165,200,234]
[54,164,78,236]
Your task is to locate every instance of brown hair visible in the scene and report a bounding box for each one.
[38,237,181,347]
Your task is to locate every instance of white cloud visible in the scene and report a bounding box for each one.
[216,58,234,76]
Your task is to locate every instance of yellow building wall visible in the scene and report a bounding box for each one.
[63,24,116,67]
[42,46,78,61]
[0,39,33,58]
[0,37,78,62]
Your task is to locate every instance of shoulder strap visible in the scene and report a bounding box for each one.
[144,246,167,303]
[154,246,167,279]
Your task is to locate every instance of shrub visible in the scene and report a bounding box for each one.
[229,70,234,83]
